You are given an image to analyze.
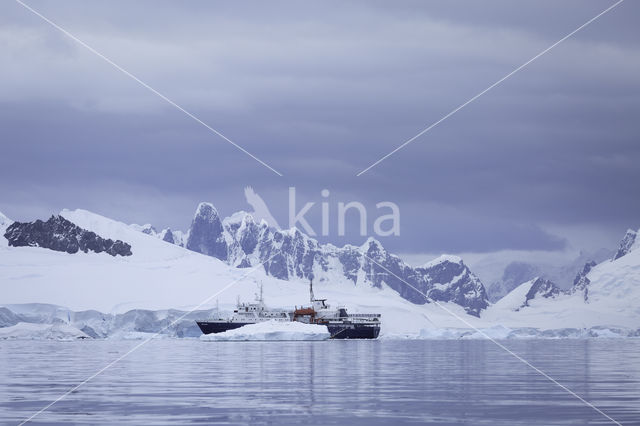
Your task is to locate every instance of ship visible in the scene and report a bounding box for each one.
[292,279,381,339]
[196,285,291,335]
[196,280,381,339]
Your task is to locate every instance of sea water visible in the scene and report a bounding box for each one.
[1,339,639,425]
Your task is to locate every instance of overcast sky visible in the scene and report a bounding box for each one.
[1,0,638,259]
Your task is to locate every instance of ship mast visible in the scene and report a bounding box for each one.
[309,278,314,303]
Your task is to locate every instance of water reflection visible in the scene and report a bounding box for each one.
[0,339,639,425]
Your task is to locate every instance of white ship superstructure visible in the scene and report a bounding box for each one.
[196,285,290,334]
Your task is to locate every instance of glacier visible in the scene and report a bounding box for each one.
[0,322,89,340]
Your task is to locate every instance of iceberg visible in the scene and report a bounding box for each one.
[0,322,89,340]
[199,320,330,341]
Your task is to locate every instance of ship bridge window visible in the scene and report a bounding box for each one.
[338,308,348,318]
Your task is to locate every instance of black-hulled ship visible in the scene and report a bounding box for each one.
[292,279,381,339]
[196,281,381,339]
[196,286,291,335]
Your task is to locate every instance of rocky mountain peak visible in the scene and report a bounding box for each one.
[422,254,463,269]
[519,277,561,309]
[186,202,227,259]
[613,229,638,261]
[162,228,175,243]
[154,228,185,247]
[194,202,220,221]
[223,211,254,230]
[571,260,596,302]
[141,225,157,235]
[360,237,386,260]
[573,261,597,286]
[4,215,132,257]
[130,223,157,236]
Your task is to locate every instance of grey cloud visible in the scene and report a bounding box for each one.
[1,0,638,254]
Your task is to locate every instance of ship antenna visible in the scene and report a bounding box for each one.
[309,277,314,303]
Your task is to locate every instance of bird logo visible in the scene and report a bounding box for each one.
[244,186,281,229]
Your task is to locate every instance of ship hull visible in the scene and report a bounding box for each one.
[196,321,253,335]
[197,321,380,339]
[326,324,380,339]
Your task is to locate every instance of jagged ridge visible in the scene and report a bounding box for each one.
[613,229,638,260]
[4,215,132,257]
[154,203,489,316]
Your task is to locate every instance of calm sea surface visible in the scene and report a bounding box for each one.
[1,339,639,425]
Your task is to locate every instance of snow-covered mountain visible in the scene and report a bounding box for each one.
[129,223,186,247]
[486,248,613,303]
[486,262,541,303]
[0,208,490,337]
[6,215,132,256]
[1,207,639,339]
[147,202,489,316]
[519,277,562,309]
[483,226,640,330]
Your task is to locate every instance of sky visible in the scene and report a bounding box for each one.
[1,0,639,268]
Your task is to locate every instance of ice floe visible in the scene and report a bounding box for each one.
[200,320,330,341]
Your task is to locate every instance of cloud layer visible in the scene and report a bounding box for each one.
[1,0,638,254]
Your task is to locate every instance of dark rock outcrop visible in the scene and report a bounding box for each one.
[140,225,157,235]
[4,215,132,257]
[613,229,637,260]
[518,277,561,309]
[571,260,596,302]
[186,203,228,259]
[162,229,175,243]
[158,228,185,247]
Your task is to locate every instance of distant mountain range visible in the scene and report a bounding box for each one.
[485,247,613,303]
[127,202,489,316]
[1,202,639,337]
